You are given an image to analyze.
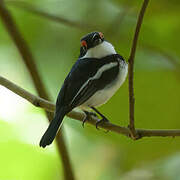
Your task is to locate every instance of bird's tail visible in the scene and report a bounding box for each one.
[39,108,66,148]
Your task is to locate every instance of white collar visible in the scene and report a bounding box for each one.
[81,41,116,59]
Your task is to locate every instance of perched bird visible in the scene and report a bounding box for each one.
[40,32,128,148]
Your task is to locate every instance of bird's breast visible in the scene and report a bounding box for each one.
[81,60,128,108]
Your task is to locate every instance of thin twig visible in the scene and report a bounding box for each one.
[1,75,180,138]
[0,76,55,112]
[128,0,149,139]
[0,2,75,180]
[6,0,94,31]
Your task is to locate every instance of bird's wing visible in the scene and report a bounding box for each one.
[56,54,122,110]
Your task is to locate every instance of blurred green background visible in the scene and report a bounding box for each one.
[0,0,180,179]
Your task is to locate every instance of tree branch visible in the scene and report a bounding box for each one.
[0,76,55,112]
[128,0,149,139]
[1,75,180,138]
[0,2,75,180]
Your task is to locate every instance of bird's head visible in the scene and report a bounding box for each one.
[80,31,105,57]
[79,32,116,58]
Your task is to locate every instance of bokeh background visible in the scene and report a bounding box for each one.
[0,0,180,179]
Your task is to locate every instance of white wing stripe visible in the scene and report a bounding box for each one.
[70,62,118,105]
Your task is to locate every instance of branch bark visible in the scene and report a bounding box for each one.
[0,2,75,180]
[128,0,149,139]
[1,75,180,138]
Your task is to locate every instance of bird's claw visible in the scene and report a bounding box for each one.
[82,117,87,128]
[95,117,109,131]
[89,112,98,117]
[82,111,97,128]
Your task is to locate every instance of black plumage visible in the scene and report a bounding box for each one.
[39,32,127,148]
[40,54,124,147]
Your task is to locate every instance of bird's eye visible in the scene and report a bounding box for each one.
[92,34,99,42]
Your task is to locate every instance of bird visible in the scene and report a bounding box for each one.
[39,31,128,148]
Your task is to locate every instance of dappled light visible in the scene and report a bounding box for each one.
[0,0,180,180]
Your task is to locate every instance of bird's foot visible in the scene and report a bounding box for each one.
[82,111,97,128]
[96,117,109,130]
[90,107,109,132]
